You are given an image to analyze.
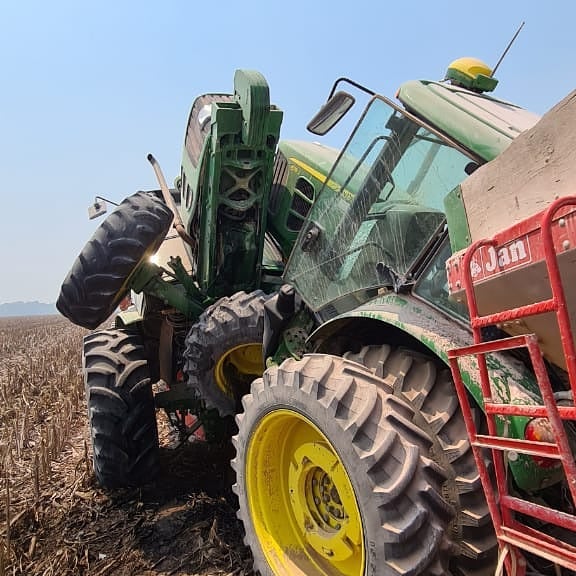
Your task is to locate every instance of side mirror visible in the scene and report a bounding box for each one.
[88,196,119,220]
[307,91,355,136]
[88,200,107,220]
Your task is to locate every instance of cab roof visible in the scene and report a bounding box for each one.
[397,80,540,161]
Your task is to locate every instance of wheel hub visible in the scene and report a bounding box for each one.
[214,343,263,396]
[305,466,345,531]
[289,442,360,562]
[246,409,364,575]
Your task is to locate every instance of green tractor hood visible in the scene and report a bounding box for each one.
[397,80,540,161]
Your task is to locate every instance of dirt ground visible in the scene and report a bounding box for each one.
[1,316,255,576]
[6,411,255,576]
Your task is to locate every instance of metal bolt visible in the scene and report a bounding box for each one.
[312,478,318,487]
[323,514,330,523]
[322,547,334,557]
[323,494,330,503]
[331,487,341,504]
[559,218,566,227]
[335,523,341,530]
[563,240,571,251]
[456,280,461,289]
[508,451,519,462]
[314,497,320,506]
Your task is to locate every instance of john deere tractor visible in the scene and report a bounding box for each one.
[59,58,569,576]
[57,70,344,487]
[227,59,574,576]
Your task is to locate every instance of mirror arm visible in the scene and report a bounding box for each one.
[95,196,119,207]
[328,77,376,100]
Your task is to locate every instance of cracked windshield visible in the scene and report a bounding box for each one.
[285,96,473,311]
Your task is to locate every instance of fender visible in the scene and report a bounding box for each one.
[311,292,559,492]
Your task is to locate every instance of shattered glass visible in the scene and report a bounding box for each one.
[286,96,473,311]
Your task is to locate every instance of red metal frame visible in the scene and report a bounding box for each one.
[447,196,576,575]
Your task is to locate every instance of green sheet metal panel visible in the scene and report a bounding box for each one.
[444,184,472,252]
[397,80,539,161]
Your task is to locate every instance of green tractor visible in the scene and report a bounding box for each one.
[57,70,343,486]
[229,58,574,576]
[58,57,568,576]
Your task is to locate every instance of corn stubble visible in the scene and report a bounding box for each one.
[0,316,85,575]
[0,317,254,576]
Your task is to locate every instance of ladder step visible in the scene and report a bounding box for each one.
[484,402,576,419]
[448,334,530,359]
[474,435,560,459]
[471,298,557,329]
[502,495,576,531]
[500,525,576,572]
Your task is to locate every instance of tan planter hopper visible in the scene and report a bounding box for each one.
[447,90,576,370]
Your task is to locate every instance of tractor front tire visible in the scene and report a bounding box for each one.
[184,290,269,417]
[233,354,456,576]
[57,191,173,329]
[344,345,498,575]
[83,329,159,488]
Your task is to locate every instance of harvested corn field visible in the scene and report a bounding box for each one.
[0,316,253,576]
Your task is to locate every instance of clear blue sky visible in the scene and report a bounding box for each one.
[1,1,574,303]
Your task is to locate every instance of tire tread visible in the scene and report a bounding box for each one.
[233,354,456,576]
[83,329,159,488]
[57,192,172,329]
[184,290,269,416]
[346,345,498,575]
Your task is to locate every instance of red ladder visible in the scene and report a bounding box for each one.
[447,196,576,575]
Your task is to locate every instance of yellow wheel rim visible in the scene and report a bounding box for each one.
[246,409,365,575]
[214,343,263,396]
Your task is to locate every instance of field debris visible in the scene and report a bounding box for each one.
[0,316,253,575]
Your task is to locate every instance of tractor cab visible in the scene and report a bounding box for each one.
[284,59,540,319]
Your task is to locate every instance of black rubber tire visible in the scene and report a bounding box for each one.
[83,329,159,488]
[233,354,456,576]
[184,290,269,417]
[57,191,173,329]
[344,345,498,576]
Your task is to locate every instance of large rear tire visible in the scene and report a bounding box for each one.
[83,329,159,488]
[184,290,269,416]
[344,346,498,576]
[233,354,456,576]
[57,191,173,329]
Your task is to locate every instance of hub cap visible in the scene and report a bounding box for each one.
[246,409,365,575]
